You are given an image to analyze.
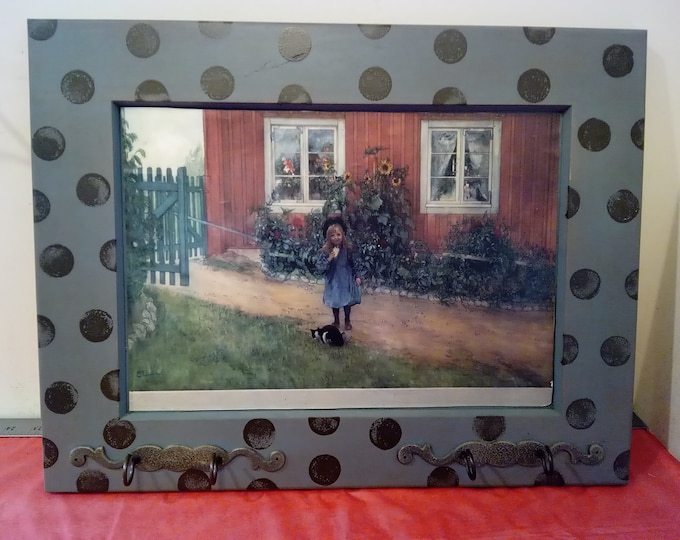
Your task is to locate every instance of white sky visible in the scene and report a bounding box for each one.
[122,107,204,172]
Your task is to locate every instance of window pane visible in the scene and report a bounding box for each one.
[309,175,334,200]
[272,127,302,201]
[430,130,457,177]
[431,177,456,201]
[430,130,457,201]
[272,176,301,201]
[463,179,489,202]
[308,128,335,174]
[273,127,301,175]
[464,130,491,202]
[464,129,491,177]
[465,154,490,177]
[308,129,334,153]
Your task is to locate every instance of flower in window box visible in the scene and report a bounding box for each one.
[344,171,352,183]
[282,158,295,175]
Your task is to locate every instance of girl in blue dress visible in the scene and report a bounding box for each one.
[316,218,362,330]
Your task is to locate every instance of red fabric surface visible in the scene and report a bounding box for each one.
[1,429,679,539]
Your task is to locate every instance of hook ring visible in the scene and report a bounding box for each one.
[536,445,554,474]
[460,449,477,481]
[122,454,140,486]
[208,453,222,485]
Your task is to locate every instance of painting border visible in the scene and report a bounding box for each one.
[29,20,645,491]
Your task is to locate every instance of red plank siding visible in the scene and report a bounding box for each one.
[203,110,265,255]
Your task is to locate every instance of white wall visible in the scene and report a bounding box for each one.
[3,0,680,458]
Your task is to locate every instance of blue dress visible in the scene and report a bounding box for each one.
[316,247,362,308]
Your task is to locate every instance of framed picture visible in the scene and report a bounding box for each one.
[29,20,646,491]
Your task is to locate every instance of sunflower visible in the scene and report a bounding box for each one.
[391,176,402,187]
[343,171,352,183]
[377,158,393,175]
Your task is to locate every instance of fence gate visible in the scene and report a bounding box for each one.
[136,166,206,286]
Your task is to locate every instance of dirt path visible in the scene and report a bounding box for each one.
[157,255,554,384]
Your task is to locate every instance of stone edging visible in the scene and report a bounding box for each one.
[263,266,553,312]
[127,292,158,350]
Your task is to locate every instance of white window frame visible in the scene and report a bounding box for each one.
[420,119,502,214]
[264,117,346,213]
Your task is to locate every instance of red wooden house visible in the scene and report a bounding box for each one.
[203,109,561,257]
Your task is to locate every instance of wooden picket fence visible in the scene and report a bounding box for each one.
[134,166,206,286]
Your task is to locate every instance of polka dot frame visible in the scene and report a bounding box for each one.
[29,20,646,491]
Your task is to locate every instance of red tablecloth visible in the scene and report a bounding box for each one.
[1,429,679,539]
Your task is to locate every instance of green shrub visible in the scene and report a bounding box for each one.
[514,244,557,305]
[121,119,159,308]
[439,216,518,303]
[252,204,326,278]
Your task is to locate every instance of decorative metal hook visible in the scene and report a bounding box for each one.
[536,445,554,474]
[208,453,222,485]
[71,444,286,474]
[122,454,141,486]
[460,449,477,481]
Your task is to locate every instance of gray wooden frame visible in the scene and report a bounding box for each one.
[29,20,645,491]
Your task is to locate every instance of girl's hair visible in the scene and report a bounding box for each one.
[322,224,351,253]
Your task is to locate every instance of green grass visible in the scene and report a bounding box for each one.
[128,287,541,392]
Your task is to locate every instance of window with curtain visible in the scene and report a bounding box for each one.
[420,119,501,214]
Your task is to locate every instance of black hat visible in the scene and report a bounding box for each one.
[322,216,346,237]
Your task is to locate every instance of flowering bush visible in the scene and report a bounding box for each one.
[253,203,333,279]
[344,157,413,286]
[319,172,353,215]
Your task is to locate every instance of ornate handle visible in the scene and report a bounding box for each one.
[71,444,286,486]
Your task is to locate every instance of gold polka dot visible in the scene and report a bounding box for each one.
[200,66,235,100]
[135,80,170,102]
[198,21,232,39]
[278,27,312,62]
[126,23,160,58]
[278,84,312,104]
[434,29,467,64]
[433,87,467,105]
[359,67,392,101]
[358,25,391,39]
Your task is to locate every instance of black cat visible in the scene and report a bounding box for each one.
[311,325,345,347]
